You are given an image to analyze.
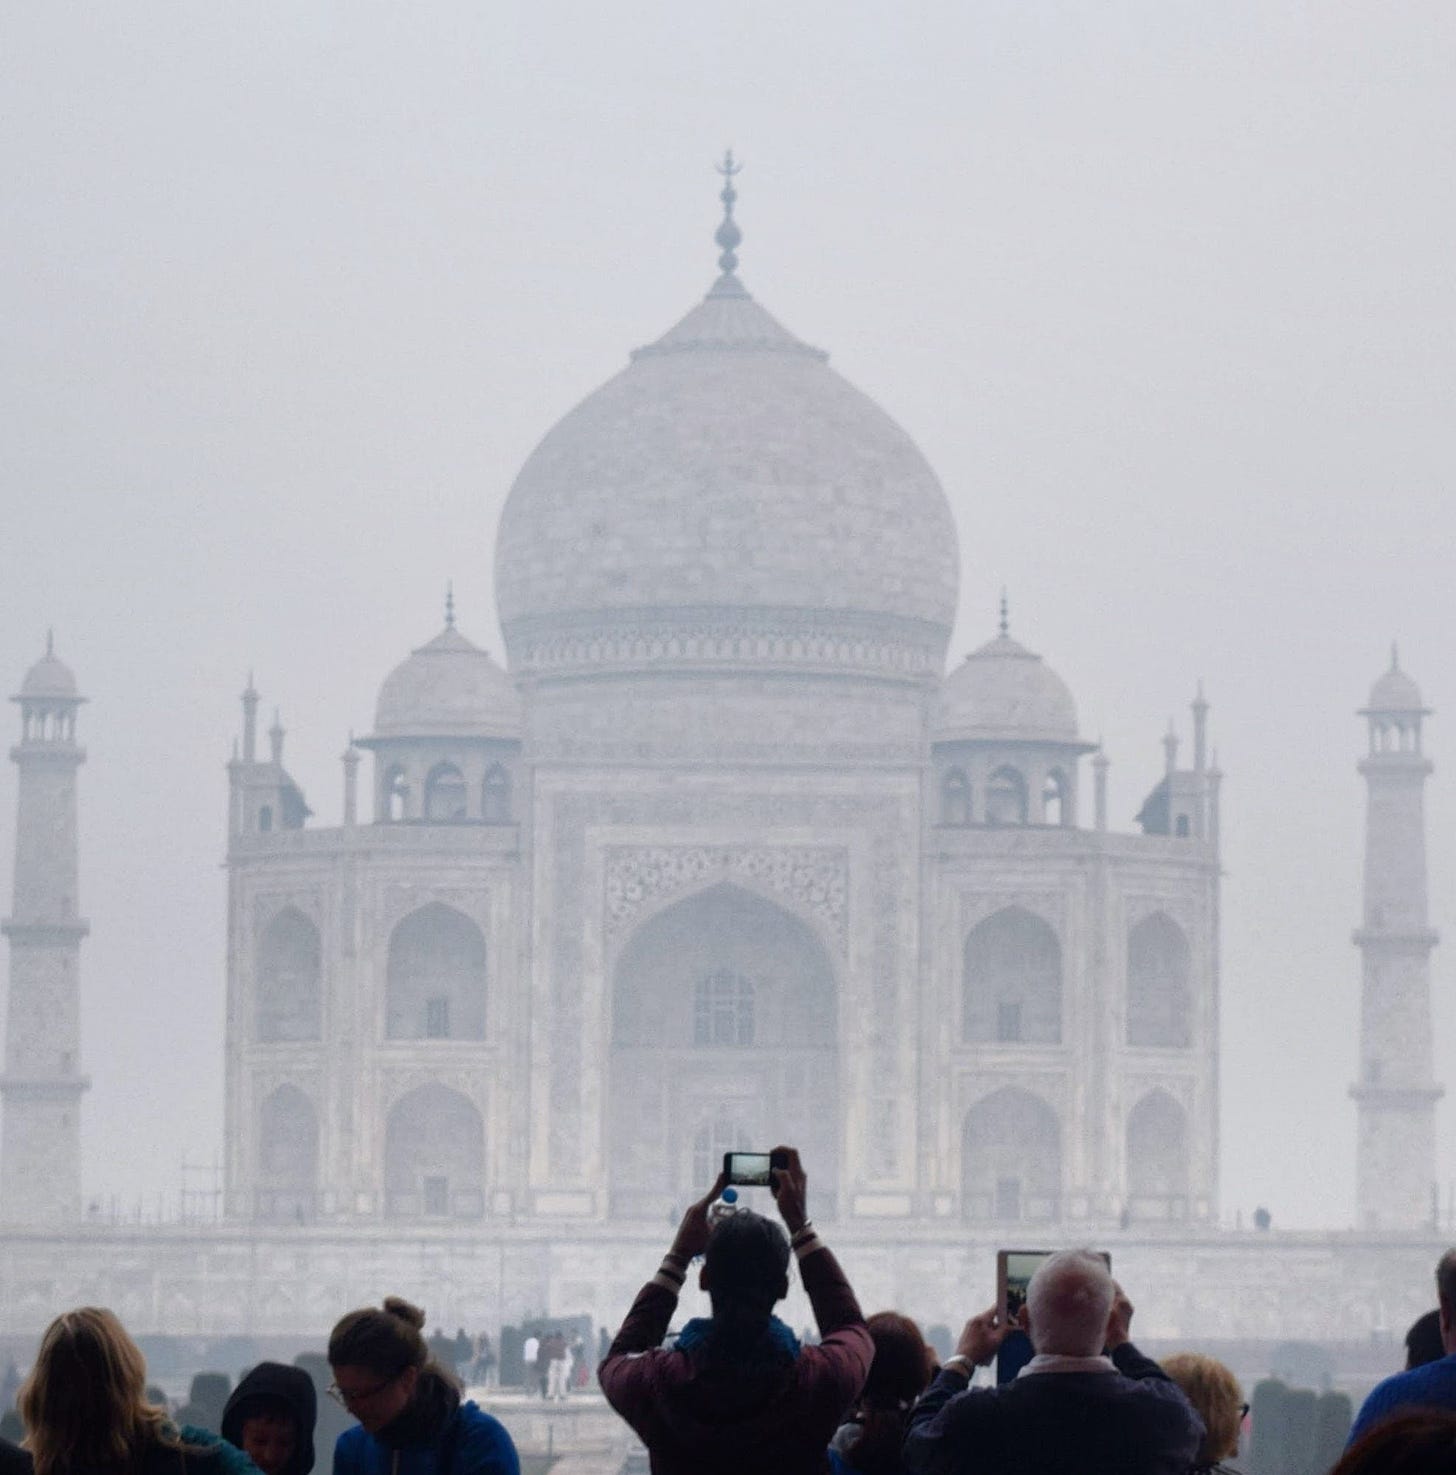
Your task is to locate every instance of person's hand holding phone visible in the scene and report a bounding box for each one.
[1104,1283,1134,1350]
[669,1170,729,1262]
[956,1306,1009,1366]
[767,1144,807,1234]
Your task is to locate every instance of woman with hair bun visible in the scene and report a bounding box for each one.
[830,1313,934,1474]
[328,1298,518,1475]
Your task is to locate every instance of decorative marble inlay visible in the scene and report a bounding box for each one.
[604,845,848,949]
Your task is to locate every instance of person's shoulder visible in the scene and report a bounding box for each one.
[333,1422,374,1468]
[0,1439,31,1475]
[453,1404,520,1473]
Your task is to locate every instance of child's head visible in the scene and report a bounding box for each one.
[238,1408,298,1475]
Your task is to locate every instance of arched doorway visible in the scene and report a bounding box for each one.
[384,1084,484,1219]
[1126,1089,1189,1221]
[962,1087,1061,1222]
[256,908,322,1042]
[610,883,838,1220]
[256,1084,318,1222]
[385,903,486,1040]
[1126,913,1193,1047]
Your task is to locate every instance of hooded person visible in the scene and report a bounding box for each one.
[328,1298,519,1475]
[221,1363,318,1475]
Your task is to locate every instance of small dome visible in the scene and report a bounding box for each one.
[18,640,79,700]
[937,633,1080,744]
[373,625,521,740]
[1366,650,1425,713]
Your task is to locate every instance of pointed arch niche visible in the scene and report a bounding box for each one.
[610,883,838,1220]
[1126,912,1193,1048]
[384,1084,484,1219]
[256,908,322,1043]
[256,1084,318,1222]
[963,906,1062,1045]
[385,903,486,1040]
[1126,1089,1190,1221]
[962,1087,1061,1222]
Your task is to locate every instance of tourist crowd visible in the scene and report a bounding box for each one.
[0,1147,1453,1475]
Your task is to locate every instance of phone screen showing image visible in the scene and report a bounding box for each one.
[723,1151,773,1186]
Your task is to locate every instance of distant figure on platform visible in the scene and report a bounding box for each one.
[902,1251,1203,1475]
[520,1333,540,1396]
[544,1333,571,1401]
[470,1332,495,1387]
[328,1297,519,1475]
[452,1331,472,1379]
[1349,1249,1456,1442]
[221,1362,317,1475]
[600,1146,871,1474]
[18,1308,254,1475]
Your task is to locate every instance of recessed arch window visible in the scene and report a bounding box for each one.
[1127,912,1193,1048]
[941,768,971,826]
[985,766,1029,826]
[962,1088,1061,1222]
[256,908,322,1043]
[1042,770,1068,827]
[423,762,468,822]
[1126,1089,1189,1220]
[257,1084,318,1222]
[482,763,511,823]
[385,1084,484,1219]
[692,1116,750,1187]
[694,969,754,1046]
[386,904,486,1040]
[963,906,1062,1044]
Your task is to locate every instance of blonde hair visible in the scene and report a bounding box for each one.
[19,1307,178,1475]
[1162,1351,1244,1462]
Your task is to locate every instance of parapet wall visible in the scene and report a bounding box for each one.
[0,1220,1443,1345]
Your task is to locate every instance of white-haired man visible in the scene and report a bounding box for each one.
[903,1249,1203,1475]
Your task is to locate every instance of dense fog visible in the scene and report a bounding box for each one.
[1,2,1454,1241]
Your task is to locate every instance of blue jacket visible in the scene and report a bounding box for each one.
[1349,1351,1456,1443]
[334,1402,518,1475]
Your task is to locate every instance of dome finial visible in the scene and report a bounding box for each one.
[710,149,745,295]
[998,588,1009,639]
[45,628,54,658]
[445,581,456,629]
[1391,640,1400,672]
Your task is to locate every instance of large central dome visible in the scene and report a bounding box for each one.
[495,187,959,683]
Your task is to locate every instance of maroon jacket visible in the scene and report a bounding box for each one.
[599,1243,873,1475]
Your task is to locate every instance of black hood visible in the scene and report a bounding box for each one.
[221,1363,317,1475]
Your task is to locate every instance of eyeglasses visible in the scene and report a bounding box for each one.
[326,1376,396,1409]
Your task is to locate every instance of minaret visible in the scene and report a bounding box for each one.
[1350,647,1442,1230]
[1,636,90,1222]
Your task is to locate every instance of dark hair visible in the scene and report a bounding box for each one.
[842,1313,933,1475]
[1405,1309,1445,1369]
[327,1297,430,1380]
[701,1212,790,1363]
[1437,1249,1456,1311]
[1329,1410,1456,1475]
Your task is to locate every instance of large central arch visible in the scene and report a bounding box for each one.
[609,882,839,1220]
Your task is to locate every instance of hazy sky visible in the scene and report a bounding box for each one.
[2,3,1453,1228]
